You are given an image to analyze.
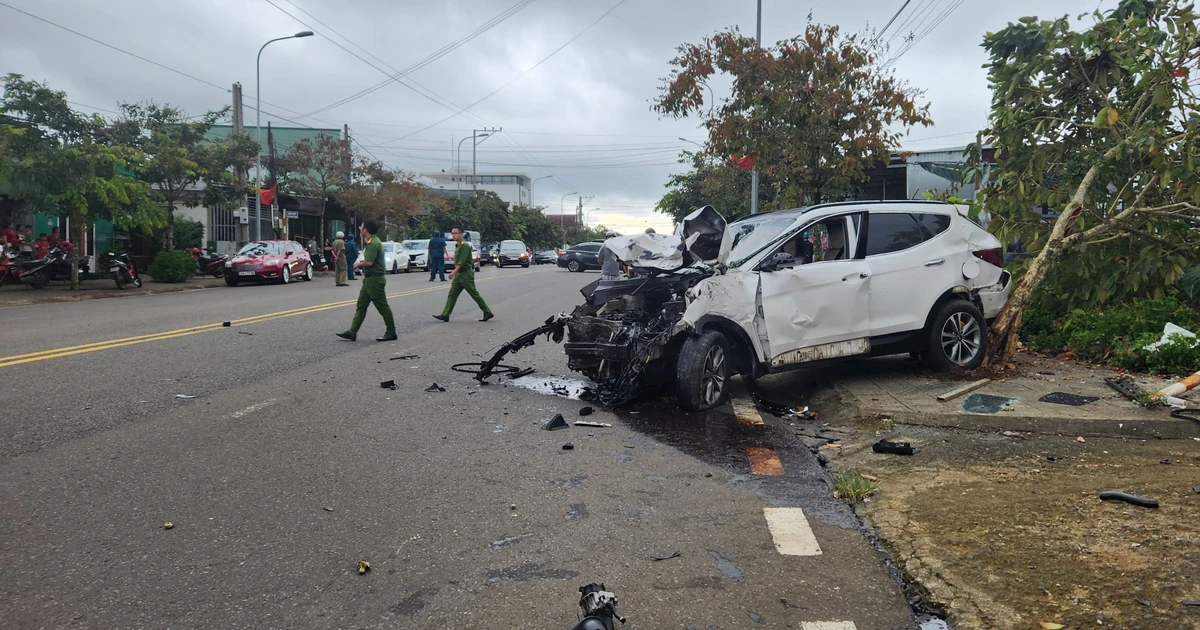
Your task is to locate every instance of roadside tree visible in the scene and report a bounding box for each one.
[280,133,351,243]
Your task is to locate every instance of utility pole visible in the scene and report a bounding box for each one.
[750,0,761,215]
[231,83,246,246]
[472,127,500,192]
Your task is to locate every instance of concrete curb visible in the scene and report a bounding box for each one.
[834,383,1200,440]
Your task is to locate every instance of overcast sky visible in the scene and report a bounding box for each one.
[2,0,1111,232]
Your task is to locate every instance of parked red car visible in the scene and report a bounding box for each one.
[224,240,313,286]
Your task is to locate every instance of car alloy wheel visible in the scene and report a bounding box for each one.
[940,311,982,365]
[701,345,727,407]
[303,264,313,281]
[567,260,581,272]
[281,266,290,284]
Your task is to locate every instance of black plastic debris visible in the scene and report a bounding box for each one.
[579,406,594,416]
[1193,485,1200,494]
[380,380,397,390]
[1161,458,1172,465]
[872,439,918,456]
[1105,376,1143,401]
[1171,408,1200,424]
[961,393,1018,414]
[1039,392,1099,406]
[1036,371,1055,376]
[542,413,569,431]
[222,321,231,327]
[424,383,446,393]
[509,367,535,379]
[652,551,681,562]
[1099,491,1159,509]
[238,331,253,336]
[1183,600,1200,607]
[322,506,335,512]
[562,442,574,450]
[390,354,419,361]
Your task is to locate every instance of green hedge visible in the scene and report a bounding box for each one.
[1021,295,1200,376]
[147,249,196,283]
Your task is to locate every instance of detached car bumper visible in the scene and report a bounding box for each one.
[978,270,1012,320]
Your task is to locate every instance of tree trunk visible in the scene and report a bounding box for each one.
[165,203,175,250]
[70,206,82,291]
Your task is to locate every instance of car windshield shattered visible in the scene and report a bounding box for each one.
[726,215,796,267]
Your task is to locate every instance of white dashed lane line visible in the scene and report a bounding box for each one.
[763,507,822,556]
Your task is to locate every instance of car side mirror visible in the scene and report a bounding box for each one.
[757,251,796,272]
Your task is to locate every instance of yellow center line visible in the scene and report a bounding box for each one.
[0,271,536,369]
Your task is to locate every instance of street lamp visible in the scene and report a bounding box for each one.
[531,175,553,209]
[456,132,491,198]
[255,30,313,241]
[678,137,703,149]
[560,192,577,227]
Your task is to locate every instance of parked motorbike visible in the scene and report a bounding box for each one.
[20,246,89,289]
[109,252,142,289]
[571,584,626,630]
[194,249,228,278]
[0,251,22,287]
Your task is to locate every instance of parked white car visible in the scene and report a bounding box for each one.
[355,241,400,273]
[396,239,429,272]
[559,201,1013,410]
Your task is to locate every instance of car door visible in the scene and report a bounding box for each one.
[864,210,957,336]
[757,213,873,368]
[581,243,601,268]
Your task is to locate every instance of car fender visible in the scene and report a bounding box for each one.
[680,272,768,371]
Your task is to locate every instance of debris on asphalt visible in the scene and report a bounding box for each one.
[1039,392,1100,406]
[961,393,1018,414]
[574,420,611,428]
[747,612,765,624]
[489,533,533,550]
[1170,407,1200,424]
[1183,600,1200,607]
[652,550,681,562]
[222,321,231,327]
[564,503,589,521]
[1105,376,1143,401]
[711,552,744,582]
[357,560,371,575]
[380,380,397,390]
[1137,599,1153,607]
[162,522,174,529]
[1040,623,1065,630]
[579,406,594,416]
[705,472,713,477]
[460,318,567,383]
[1076,436,1087,443]
[389,354,419,361]
[174,394,195,399]
[1161,458,1172,465]
[1099,491,1160,509]
[510,504,517,510]
[238,331,253,336]
[872,439,918,456]
[542,413,569,431]
[562,442,574,450]
[1036,371,1055,376]
[1001,430,1027,438]
[424,382,446,392]
[861,474,879,482]
[747,386,817,420]
[508,367,535,379]
[323,506,335,512]
[1193,485,1200,494]
[936,378,992,402]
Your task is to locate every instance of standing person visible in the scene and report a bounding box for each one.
[306,238,319,265]
[433,227,493,323]
[1,223,18,253]
[336,220,397,342]
[332,231,348,286]
[344,234,359,281]
[427,229,447,282]
[597,230,621,281]
[323,240,334,271]
[34,234,49,259]
[46,227,60,250]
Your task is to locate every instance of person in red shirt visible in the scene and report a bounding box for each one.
[34,234,49,259]
[1,223,18,250]
[46,227,60,250]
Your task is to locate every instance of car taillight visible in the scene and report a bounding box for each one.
[973,248,1003,267]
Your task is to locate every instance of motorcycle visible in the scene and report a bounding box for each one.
[20,246,89,289]
[572,584,626,630]
[0,251,22,287]
[194,249,228,278]
[108,252,142,289]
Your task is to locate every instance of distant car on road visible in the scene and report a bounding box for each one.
[355,240,401,273]
[557,242,602,272]
[443,242,482,272]
[480,243,498,265]
[398,239,429,272]
[495,240,530,268]
[533,250,559,265]
[224,240,313,286]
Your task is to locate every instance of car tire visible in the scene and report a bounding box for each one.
[567,260,581,273]
[522,262,529,268]
[281,266,290,285]
[225,277,238,287]
[303,264,313,281]
[675,330,731,411]
[924,300,987,371]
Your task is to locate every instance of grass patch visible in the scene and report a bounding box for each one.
[833,469,879,505]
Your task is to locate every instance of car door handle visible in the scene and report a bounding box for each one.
[843,272,869,281]
[924,258,945,267]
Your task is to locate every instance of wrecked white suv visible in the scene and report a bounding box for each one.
[560,201,1012,410]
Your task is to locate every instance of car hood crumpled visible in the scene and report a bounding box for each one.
[606,205,730,271]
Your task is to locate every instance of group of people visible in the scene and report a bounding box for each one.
[2,223,62,260]
[333,221,493,344]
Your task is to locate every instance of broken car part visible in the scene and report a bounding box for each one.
[561,442,574,450]
[1099,491,1159,509]
[651,551,682,562]
[1039,392,1100,406]
[579,406,595,416]
[574,421,612,428]
[454,316,567,383]
[1104,376,1143,401]
[542,413,569,431]
[424,383,446,393]
[575,583,627,629]
[872,439,918,456]
[1170,407,1200,425]
[935,378,992,402]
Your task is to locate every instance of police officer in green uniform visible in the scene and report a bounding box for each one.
[433,227,493,322]
[336,220,397,342]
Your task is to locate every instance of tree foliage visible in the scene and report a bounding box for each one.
[106,102,256,249]
[654,18,931,206]
[657,151,773,223]
[281,134,351,240]
[335,156,428,230]
[965,0,1200,364]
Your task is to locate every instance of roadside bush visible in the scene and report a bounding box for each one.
[173,217,204,250]
[1020,295,1200,376]
[146,249,196,283]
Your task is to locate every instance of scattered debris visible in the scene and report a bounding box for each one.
[747,611,765,624]
[1076,436,1087,443]
[1142,322,1196,352]
[711,552,744,582]
[222,321,231,327]
[1137,599,1153,607]
[705,473,713,477]
[562,442,574,450]
[238,331,253,336]
[872,439,918,456]
[1193,485,1200,494]
[508,367,535,379]
[323,506,335,512]
[457,318,567,383]
[511,375,595,400]
[1161,458,1172,465]
[574,420,611,428]
[357,560,371,575]
[424,383,446,392]
[1099,491,1159,509]
[564,504,589,521]
[542,413,569,431]
[961,393,1017,414]
[579,406,594,416]
[1036,371,1055,376]
[1040,623,1065,630]
[1105,376,1144,401]
[381,380,397,390]
[174,394,195,400]
[390,354,419,361]
[490,533,533,550]
[1001,430,1027,438]
[162,522,174,530]
[861,474,879,482]
[1170,407,1200,424]
[652,550,681,562]
[1182,600,1200,607]
[936,378,992,402]
[1039,392,1099,406]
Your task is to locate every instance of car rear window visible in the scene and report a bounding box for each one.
[866,213,934,256]
[915,213,952,239]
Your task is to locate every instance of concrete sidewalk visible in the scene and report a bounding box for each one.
[0,276,224,306]
[760,354,1200,440]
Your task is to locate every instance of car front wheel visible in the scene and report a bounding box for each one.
[925,300,987,371]
[675,330,731,411]
[280,266,290,284]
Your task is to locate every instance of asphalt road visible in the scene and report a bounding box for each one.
[0,265,920,629]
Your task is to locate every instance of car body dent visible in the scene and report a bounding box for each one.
[607,205,731,271]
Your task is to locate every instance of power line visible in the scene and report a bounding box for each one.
[873,0,913,45]
[886,0,964,65]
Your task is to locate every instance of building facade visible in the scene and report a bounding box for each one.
[420,169,530,207]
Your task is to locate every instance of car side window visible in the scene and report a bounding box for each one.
[772,216,855,265]
[865,213,926,256]
[914,213,952,239]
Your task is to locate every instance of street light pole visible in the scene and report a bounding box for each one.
[531,175,552,210]
[472,127,500,193]
[255,30,313,241]
[750,0,761,215]
[456,131,493,199]
[560,192,577,227]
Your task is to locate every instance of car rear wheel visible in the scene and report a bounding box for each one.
[567,260,581,272]
[676,330,731,411]
[924,300,987,371]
